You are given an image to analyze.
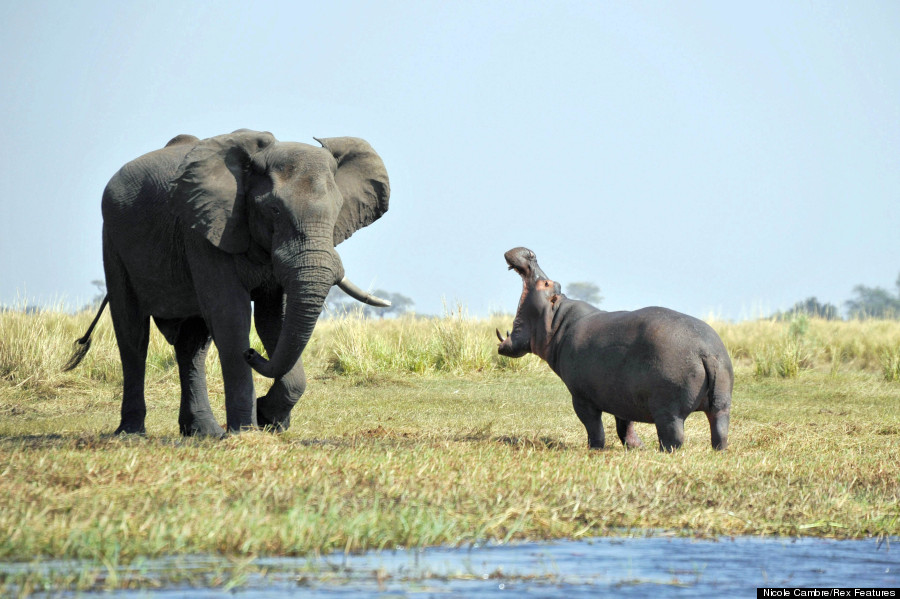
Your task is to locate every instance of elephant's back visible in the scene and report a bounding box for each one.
[102,142,196,218]
[101,141,201,315]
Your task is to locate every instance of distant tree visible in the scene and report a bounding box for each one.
[363,289,414,319]
[79,279,107,312]
[0,304,42,313]
[323,286,355,317]
[565,281,602,305]
[845,280,900,319]
[773,297,840,321]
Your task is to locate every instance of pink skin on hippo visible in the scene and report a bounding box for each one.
[497,247,732,451]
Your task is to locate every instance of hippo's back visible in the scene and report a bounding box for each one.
[578,306,726,359]
[560,305,731,421]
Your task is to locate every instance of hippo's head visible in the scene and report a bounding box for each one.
[497,247,561,359]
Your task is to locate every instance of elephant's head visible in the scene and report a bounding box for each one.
[169,129,390,378]
[497,247,560,359]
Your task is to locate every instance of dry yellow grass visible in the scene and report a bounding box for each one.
[0,309,898,594]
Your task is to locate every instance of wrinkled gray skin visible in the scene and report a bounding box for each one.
[497,248,732,451]
[72,130,390,436]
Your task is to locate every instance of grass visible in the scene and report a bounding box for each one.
[1,308,899,593]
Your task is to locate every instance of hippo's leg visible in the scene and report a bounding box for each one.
[615,417,644,449]
[654,415,685,452]
[572,395,605,449]
[706,409,730,450]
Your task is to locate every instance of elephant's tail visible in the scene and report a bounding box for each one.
[63,295,109,372]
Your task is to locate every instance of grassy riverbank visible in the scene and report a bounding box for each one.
[1,309,899,591]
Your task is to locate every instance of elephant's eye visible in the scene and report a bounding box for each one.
[269,205,281,217]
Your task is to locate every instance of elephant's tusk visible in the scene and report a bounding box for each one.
[337,277,392,307]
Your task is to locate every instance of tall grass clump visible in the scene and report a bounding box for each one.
[5,307,900,386]
[0,306,123,391]
[430,302,494,373]
[788,317,900,371]
[320,304,544,376]
[750,342,808,378]
[745,314,813,378]
[880,346,900,382]
[324,311,432,375]
[711,313,900,378]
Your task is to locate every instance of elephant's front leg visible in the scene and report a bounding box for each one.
[190,250,257,432]
[253,289,307,432]
[572,395,605,449]
[213,311,257,432]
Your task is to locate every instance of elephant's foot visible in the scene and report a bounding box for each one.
[180,418,226,438]
[587,436,605,450]
[256,397,292,433]
[114,423,146,435]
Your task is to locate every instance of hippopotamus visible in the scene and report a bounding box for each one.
[496,247,733,451]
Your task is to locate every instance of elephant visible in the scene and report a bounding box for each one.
[496,247,733,451]
[66,129,391,436]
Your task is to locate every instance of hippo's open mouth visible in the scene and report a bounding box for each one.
[503,247,546,284]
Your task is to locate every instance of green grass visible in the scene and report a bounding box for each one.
[1,310,899,593]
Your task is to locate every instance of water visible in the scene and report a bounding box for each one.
[6,536,897,597]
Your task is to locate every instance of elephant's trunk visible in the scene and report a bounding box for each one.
[245,249,342,379]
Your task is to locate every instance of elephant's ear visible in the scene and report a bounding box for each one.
[314,137,390,246]
[169,130,277,253]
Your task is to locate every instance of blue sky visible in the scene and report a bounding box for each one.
[1,1,898,320]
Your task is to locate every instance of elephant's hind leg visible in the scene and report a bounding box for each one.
[105,240,150,435]
[172,317,224,437]
[615,417,644,449]
[107,307,150,435]
[111,311,149,435]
